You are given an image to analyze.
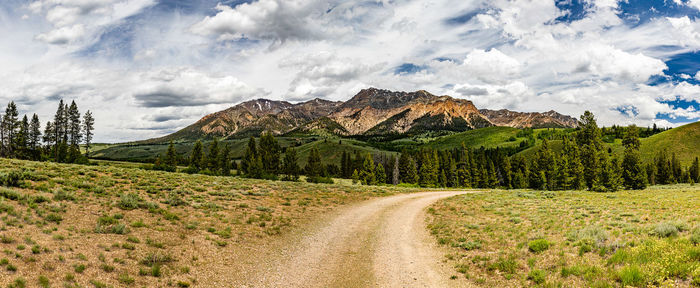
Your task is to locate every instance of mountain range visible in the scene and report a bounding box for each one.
[149,88,579,142]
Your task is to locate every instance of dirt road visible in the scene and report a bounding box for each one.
[236,191,470,288]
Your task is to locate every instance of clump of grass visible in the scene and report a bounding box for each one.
[37,275,50,288]
[617,265,645,287]
[487,256,518,275]
[140,252,173,267]
[528,269,546,284]
[118,273,135,285]
[528,239,551,253]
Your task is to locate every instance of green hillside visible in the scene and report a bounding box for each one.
[421,126,523,150]
[625,121,699,165]
[294,138,398,166]
[91,136,394,167]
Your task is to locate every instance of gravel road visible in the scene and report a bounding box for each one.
[236,191,471,288]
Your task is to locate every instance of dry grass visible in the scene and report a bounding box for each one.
[428,185,700,287]
[0,158,420,286]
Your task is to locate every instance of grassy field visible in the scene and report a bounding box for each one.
[421,126,523,150]
[0,158,420,287]
[428,186,700,287]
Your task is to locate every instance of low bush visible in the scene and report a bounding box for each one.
[528,239,551,253]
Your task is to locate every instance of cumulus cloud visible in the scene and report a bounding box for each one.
[190,1,334,44]
[28,0,156,46]
[132,67,268,107]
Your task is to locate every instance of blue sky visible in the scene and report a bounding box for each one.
[1,0,699,142]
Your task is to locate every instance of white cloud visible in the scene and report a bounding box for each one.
[35,23,84,44]
[190,1,336,44]
[29,0,156,46]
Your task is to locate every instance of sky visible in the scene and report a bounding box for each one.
[1,0,700,143]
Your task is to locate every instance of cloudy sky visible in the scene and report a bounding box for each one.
[1,0,700,142]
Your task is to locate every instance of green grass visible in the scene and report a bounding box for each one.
[0,157,420,286]
[420,126,523,150]
[428,185,700,287]
[616,121,700,166]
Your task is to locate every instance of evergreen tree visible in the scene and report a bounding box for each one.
[82,111,94,157]
[655,150,672,185]
[1,101,19,157]
[189,140,203,171]
[690,157,700,183]
[621,126,647,190]
[398,152,418,184]
[671,153,682,182]
[359,154,376,185]
[646,163,656,186]
[305,148,323,178]
[206,139,219,171]
[67,101,81,148]
[29,114,41,160]
[486,160,498,188]
[53,100,66,160]
[242,137,257,174]
[375,163,386,185]
[282,147,300,181]
[259,132,281,174]
[218,144,231,176]
[43,121,54,156]
[165,141,178,168]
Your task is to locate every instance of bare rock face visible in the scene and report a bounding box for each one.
[150,88,578,142]
[478,109,579,129]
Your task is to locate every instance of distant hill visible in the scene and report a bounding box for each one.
[421,126,523,150]
[637,121,699,165]
[142,88,579,143]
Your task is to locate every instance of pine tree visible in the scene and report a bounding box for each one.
[1,101,19,157]
[242,137,257,175]
[655,150,672,185]
[206,139,219,172]
[67,101,81,148]
[29,114,41,160]
[282,147,300,181]
[621,126,647,190]
[82,111,94,157]
[375,163,386,185]
[341,151,350,178]
[165,141,178,168]
[690,157,700,183]
[43,121,54,157]
[487,160,498,188]
[259,132,280,174]
[53,100,66,160]
[305,148,323,178]
[218,144,231,176]
[398,152,418,184]
[360,154,376,185]
[190,140,203,171]
[15,115,29,159]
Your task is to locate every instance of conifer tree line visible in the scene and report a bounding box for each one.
[0,100,94,163]
[165,111,698,190]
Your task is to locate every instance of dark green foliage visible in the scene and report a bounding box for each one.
[622,126,647,190]
[282,147,300,181]
[189,140,203,171]
[305,148,323,178]
[259,132,281,174]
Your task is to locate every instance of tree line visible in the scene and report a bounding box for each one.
[156,111,698,191]
[0,100,94,163]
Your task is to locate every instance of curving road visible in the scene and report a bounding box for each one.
[237,191,471,288]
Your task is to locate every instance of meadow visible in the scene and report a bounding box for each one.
[428,186,700,287]
[0,158,420,287]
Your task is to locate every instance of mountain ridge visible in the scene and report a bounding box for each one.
[146,88,579,143]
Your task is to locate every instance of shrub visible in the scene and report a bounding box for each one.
[528,239,551,253]
[691,227,700,245]
[0,171,25,188]
[118,273,135,285]
[528,269,546,284]
[44,213,63,224]
[52,189,75,201]
[118,193,143,210]
[653,222,680,238]
[306,176,334,184]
